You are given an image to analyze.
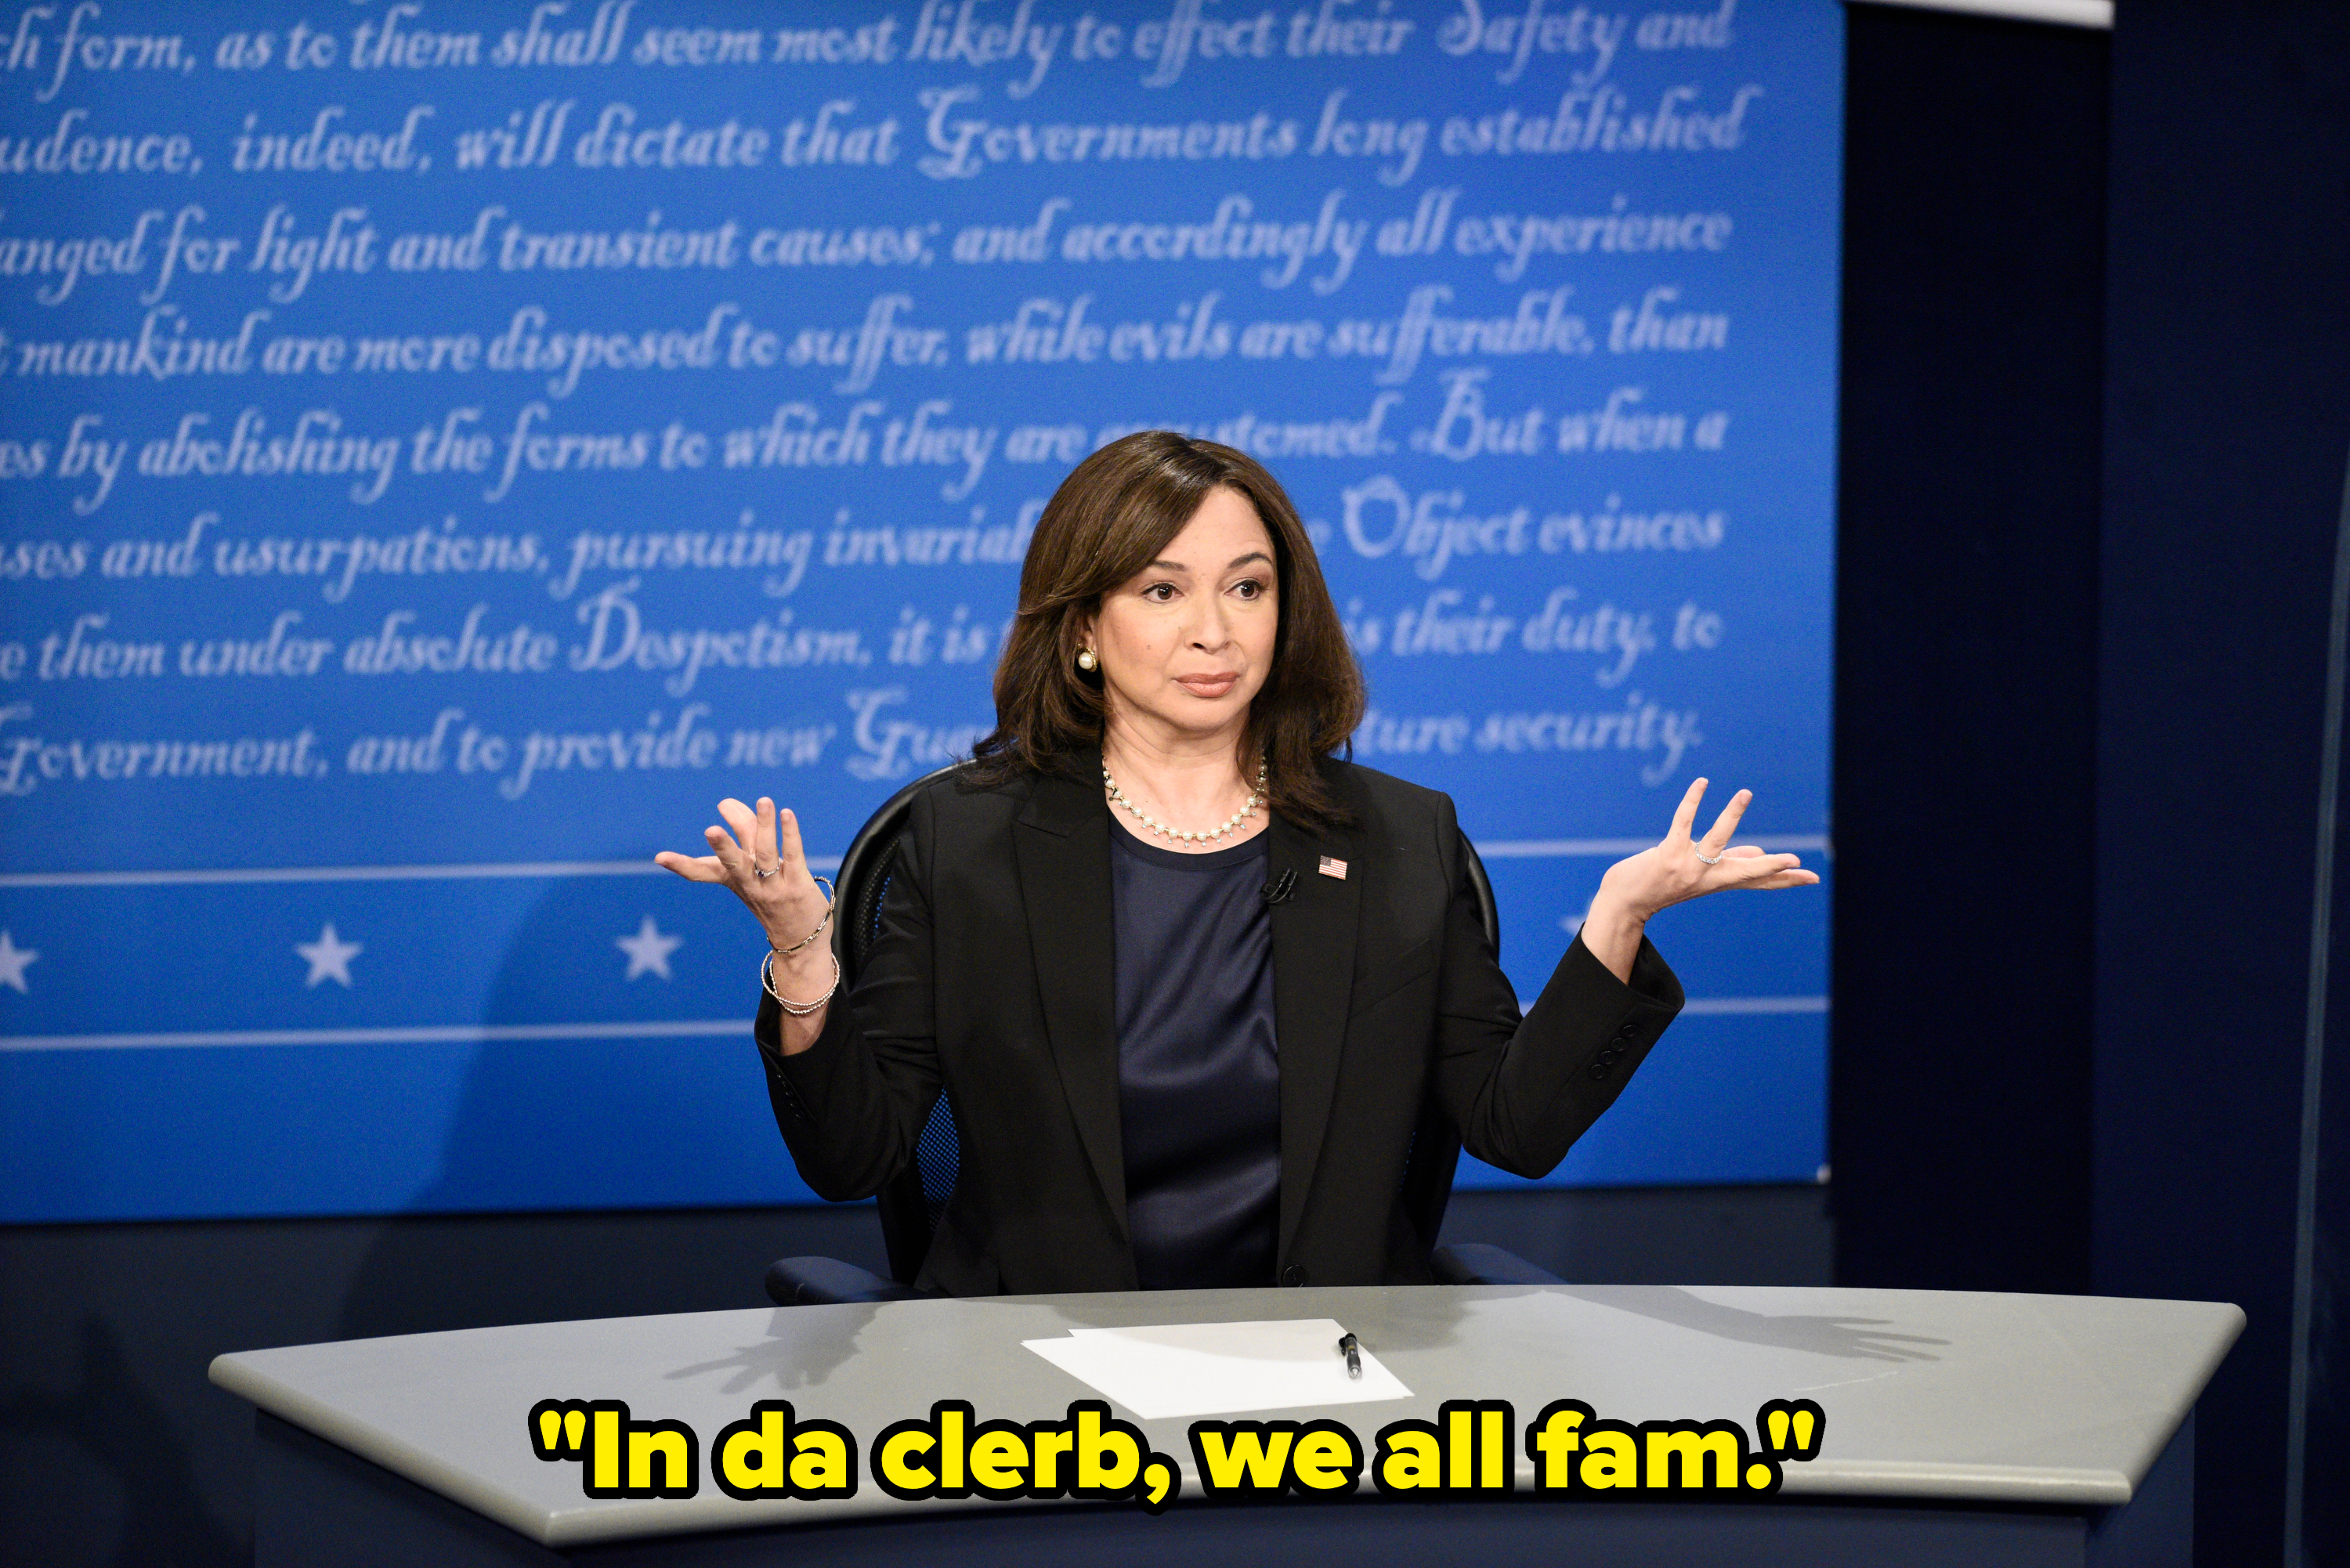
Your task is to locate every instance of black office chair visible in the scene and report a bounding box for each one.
[764,767,1561,1306]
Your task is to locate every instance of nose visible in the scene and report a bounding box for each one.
[1188,591,1232,650]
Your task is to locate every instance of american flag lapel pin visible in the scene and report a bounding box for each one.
[1318,856,1348,880]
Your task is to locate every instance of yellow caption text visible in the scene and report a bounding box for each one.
[526,1396,1827,1510]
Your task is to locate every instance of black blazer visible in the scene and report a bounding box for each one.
[754,757,1683,1295]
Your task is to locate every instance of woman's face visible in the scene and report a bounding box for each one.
[1086,486,1280,747]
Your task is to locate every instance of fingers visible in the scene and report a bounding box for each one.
[1735,854,1813,887]
[703,820,750,880]
[667,797,812,893]
[1638,781,1824,909]
[1697,789,1752,855]
[775,801,808,874]
[751,797,777,874]
[718,797,777,875]
[1666,777,1708,845]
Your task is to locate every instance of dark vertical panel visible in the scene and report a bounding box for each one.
[2095,2,2350,1563]
[1832,6,2106,1295]
[2312,587,2350,1568]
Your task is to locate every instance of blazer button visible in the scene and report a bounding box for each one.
[1596,1048,1619,1066]
[1281,1264,1308,1287]
[1589,1062,1611,1080]
[1615,1021,1640,1039]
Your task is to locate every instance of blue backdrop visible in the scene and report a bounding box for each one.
[0,0,1839,1221]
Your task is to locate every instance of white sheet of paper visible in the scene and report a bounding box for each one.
[1021,1317,1412,1419]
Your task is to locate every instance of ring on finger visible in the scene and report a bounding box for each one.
[1694,846,1725,865]
[753,860,779,879]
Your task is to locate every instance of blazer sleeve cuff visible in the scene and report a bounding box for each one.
[1523,927,1685,1057]
[1465,930,1685,1174]
[752,981,858,1129]
[1551,930,1683,1020]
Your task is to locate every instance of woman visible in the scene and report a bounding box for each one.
[657,432,1816,1294]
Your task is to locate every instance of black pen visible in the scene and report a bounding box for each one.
[1337,1331,1361,1380]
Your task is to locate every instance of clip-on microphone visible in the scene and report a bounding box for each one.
[1261,869,1298,905]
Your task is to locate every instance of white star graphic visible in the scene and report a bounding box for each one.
[296,923,363,988]
[617,915,682,981]
[0,930,37,994]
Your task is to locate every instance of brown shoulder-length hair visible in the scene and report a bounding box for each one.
[966,431,1365,833]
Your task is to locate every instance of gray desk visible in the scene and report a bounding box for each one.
[212,1284,2240,1567]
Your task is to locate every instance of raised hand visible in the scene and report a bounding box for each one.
[1578,778,1819,983]
[1599,777,1819,922]
[655,796,832,956]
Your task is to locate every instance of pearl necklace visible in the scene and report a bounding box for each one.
[1103,761,1267,846]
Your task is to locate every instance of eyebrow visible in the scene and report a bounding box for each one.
[1145,551,1275,573]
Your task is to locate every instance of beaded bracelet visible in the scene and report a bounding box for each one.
[768,876,836,956]
[762,948,840,1017]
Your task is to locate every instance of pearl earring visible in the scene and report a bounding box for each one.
[1076,647,1098,672]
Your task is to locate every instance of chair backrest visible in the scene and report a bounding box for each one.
[830,765,963,1287]
[827,765,1502,1286]
[1397,835,1496,1256]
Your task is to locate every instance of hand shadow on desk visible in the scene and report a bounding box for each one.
[663,1306,882,1396]
[660,1292,1482,1405]
[984,1287,1486,1359]
[1550,1286,1948,1363]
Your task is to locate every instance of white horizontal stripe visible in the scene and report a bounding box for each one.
[1477,835,1831,858]
[10,995,1832,1052]
[1477,838,1656,858]
[1517,995,1830,1017]
[2,838,1829,886]
[1681,995,1831,1016]
[0,856,843,890]
[0,1019,754,1052]
[1849,0,2110,29]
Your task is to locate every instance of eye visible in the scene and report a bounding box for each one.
[1141,582,1177,602]
[1231,578,1268,600]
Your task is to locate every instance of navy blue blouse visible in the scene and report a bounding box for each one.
[1109,826,1282,1290]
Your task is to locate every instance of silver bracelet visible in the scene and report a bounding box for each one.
[768,876,836,956]
[762,948,840,1017]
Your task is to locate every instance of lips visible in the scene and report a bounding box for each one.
[1175,673,1240,699]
